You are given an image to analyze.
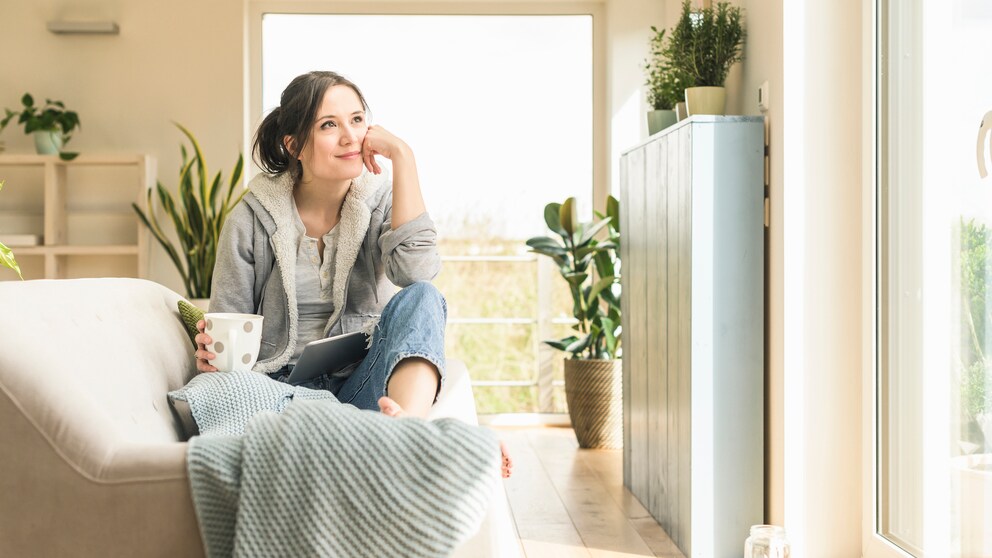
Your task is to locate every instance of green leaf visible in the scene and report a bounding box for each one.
[578,217,612,246]
[601,317,618,358]
[526,236,566,251]
[607,195,620,233]
[527,239,568,264]
[544,202,567,238]
[586,275,616,307]
[563,271,588,286]
[545,337,579,352]
[559,197,576,236]
[224,153,245,206]
[594,250,615,278]
[58,152,79,161]
[21,93,33,108]
[207,171,222,220]
[0,241,23,280]
[565,334,592,355]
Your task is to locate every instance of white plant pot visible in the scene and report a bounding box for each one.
[952,454,992,556]
[647,109,677,135]
[685,86,727,116]
[33,130,64,155]
[675,101,688,122]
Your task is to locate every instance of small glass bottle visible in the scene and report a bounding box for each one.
[744,524,791,558]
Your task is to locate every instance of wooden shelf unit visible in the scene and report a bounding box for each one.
[0,153,155,279]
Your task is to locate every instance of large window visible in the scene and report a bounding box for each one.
[256,11,595,414]
[878,0,992,555]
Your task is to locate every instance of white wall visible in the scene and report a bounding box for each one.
[736,0,786,529]
[731,0,864,554]
[0,0,244,294]
[605,0,665,195]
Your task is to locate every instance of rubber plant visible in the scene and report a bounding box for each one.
[526,196,622,360]
[132,123,245,299]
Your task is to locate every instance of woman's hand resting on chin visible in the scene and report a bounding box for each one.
[362,125,412,175]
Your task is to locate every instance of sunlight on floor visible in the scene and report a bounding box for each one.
[496,427,686,558]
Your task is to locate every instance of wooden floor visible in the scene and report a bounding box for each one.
[497,426,686,558]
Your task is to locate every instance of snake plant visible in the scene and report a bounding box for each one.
[133,123,245,299]
[526,196,622,360]
[0,180,22,279]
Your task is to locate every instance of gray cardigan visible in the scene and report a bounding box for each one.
[209,169,441,374]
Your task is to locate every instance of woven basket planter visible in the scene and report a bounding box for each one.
[564,358,623,449]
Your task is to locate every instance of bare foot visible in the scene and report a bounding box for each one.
[378,396,406,417]
[500,440,513,479]
[379,396,514,478]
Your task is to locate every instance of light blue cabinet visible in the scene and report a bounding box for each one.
[619,116,765,558]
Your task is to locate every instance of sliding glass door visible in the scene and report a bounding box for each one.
[877,0,992,555]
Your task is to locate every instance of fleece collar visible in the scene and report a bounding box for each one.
[247,168,386,369]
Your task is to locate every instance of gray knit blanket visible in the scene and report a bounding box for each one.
[169,371,500,558]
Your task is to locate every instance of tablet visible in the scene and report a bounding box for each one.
[286,331,370,385]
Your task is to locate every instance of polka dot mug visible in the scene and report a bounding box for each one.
[203,313,264,372]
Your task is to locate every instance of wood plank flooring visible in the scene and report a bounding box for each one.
[497,426,686,558]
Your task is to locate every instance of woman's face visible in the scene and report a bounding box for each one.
[294,85,368,183]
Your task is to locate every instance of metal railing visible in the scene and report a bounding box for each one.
[440,254,571,413]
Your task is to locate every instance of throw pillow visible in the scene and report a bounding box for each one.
[178,299,204,348]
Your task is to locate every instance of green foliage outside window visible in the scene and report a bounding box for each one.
[960,218,991,422]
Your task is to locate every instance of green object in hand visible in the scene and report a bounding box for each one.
[178,299,205,348]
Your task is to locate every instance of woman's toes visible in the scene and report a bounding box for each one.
[500,440,514,478]
[378,396,406,417]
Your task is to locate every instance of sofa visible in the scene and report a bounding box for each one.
[0,277,520,557]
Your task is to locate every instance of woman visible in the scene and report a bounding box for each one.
[193,71,511,476]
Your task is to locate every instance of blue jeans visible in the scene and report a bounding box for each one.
[271,281,447,411]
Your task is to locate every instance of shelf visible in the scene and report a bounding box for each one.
[0,153,154,280]
[13,245,139,256]
[0,153,149,166]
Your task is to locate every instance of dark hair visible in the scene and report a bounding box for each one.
[252,71,370,177]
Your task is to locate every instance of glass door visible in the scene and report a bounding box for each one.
[878,0,992,555]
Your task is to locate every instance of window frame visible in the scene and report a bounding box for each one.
[864,0,928,555]
[246,0,606,207]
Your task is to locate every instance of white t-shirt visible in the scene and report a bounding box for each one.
[289,198,339,364]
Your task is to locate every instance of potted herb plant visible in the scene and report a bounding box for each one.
[0,94,81,160]
[133,123,244,304]
[667,0,746,116]
[0,180,22,279]
[644,26,691,134]
[526,196,622,449]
